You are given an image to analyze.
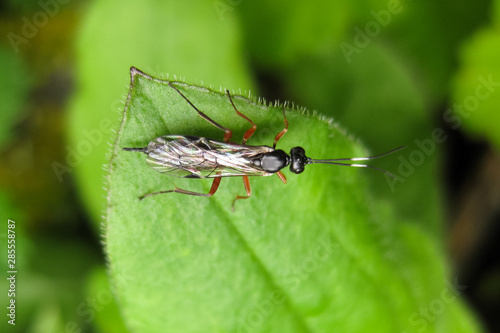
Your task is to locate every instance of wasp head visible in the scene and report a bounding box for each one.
[289,147,311,174]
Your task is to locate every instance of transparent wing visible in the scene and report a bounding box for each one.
[145,135,275,178]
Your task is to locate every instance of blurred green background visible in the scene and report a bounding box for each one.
[1,0,500,332]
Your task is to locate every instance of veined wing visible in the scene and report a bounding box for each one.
[145,135,275,178]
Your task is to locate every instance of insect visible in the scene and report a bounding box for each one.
[123,81,404,209]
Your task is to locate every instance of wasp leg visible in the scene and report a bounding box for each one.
[226,90,257,144]
[276,171,287,184]
[231,176,251,211]
[139,177,222,200]
[273,105,289,148]
[169,82,233,142]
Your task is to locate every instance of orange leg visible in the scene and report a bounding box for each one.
[169,82,233,142]
[231,176,251,211]
[276,171,287,184]
[226,90,257,144]
[139,177,222,200]
[273,105,289,148]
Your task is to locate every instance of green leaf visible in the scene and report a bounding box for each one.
[105,69,481,332]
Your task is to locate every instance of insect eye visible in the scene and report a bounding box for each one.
[261,150,289,173]
[290,147,308,174]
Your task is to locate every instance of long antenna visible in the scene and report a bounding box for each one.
[309,146,405,179]
[122,147,147,153]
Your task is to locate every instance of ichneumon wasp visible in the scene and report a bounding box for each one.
[123,80,404,210]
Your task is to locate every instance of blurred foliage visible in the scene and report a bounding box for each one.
[0,47,30,148]
[0,191,104,333]
[0,1,122,332]
[452,4,500,149]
